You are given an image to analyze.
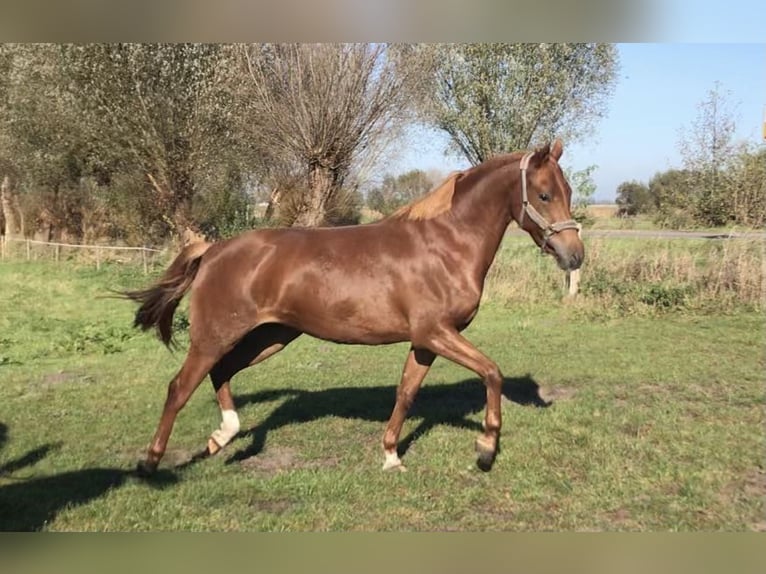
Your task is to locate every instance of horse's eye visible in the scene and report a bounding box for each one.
[539,193,551,202]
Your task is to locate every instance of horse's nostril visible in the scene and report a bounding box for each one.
[570,253,583,270]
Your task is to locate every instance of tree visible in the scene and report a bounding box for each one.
[562,164,599,224]
[0,174,22,237]
[367,169,434,215]
[0,46,19,237]
[648,169,697,228]
[0,44,92,240]
[615,180,652,216]
[678,81,738,226]
[398,43,618,165]
[61,43,236,238]
[727,143,766,228]
[237,43,413,227]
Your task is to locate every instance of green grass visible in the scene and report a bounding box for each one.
[0,256,763,531]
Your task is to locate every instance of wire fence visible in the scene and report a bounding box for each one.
[0,234,583,294]
[0,235,165,274]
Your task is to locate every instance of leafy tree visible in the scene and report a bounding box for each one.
[0,46,18,237]
[615,180,652,216]
[398,43,619,165]
[0,44,93,240]
[648,169,697,228]
[61,43,237,238]
[678,81,738,226]
[367,169,434,215]
[563,164,598,224]
[727,143,766,228]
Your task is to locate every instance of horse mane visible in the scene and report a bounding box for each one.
[390,172,463,221]
[387,145,552,222]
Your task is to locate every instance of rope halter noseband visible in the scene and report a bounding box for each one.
[518,151,581,252]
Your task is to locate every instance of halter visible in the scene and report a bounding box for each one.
[518,151,581,251]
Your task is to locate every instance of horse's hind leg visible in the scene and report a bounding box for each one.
[137,345,219,475]
[382,347,435,471]
[207,380,238,455]
[207,324,301,455]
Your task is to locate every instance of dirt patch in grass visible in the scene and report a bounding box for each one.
[41,371,92,386]
[720,467,766,501]
[538,386,577,403]
[601,507,641,530]
[250,498,294,515]
[121,447,200,469]
[240,446,339,476]
[718,467,765,530]
[743,468,766,498]
[161,448,200,468]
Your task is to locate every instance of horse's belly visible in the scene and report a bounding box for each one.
[291,304,410,345]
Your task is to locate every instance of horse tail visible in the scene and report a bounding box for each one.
[122,241,211,348]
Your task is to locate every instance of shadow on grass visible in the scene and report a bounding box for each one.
[226,375,549,464]
[0,376,549,529]
[0,422,178,531]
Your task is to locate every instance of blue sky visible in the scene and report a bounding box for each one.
[393,43,765,202]
[655,1,764,42]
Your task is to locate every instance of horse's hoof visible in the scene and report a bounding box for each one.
[475,439,497,472]
[382,461,407,472]
[207,437,222,456]
[476,450,496,472]
[382,450,407,472]
[135,459,157,477]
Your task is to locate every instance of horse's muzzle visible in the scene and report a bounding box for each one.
[547,235,584,271]
[564,250,584,271]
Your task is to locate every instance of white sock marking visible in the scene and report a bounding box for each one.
[211,409,240,447]
[382,450,404,471]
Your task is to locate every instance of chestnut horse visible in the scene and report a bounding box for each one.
[125,139,583,475]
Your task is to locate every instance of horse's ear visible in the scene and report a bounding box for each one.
[551,139,563,161]
[531,143,551,166]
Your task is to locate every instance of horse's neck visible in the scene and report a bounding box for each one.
[451,168,517,277]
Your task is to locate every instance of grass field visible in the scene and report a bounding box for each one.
[0,237,764,531]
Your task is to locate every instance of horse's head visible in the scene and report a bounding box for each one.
[514,140,584,271]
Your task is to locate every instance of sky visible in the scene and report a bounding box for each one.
[391,43,765,203]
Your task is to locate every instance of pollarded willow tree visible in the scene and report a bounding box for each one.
[238,43,413,227]
[397,43,619,165]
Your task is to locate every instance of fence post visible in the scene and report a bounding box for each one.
[565,269,581,297]
[26,239,30,261]
[0,235,4,260]
[96,247,101,270]
[142,247,148,275]
[55,243,60,262]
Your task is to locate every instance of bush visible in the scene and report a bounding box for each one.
[639,284,692,309]
[484,236,763,315]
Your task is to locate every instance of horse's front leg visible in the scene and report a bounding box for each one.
[382,347,435,471]
[425,327,503,471]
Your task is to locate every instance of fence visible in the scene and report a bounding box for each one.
[0,235,164,274]
[1,234,583,294]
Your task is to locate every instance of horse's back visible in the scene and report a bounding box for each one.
[189,222,417,343]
